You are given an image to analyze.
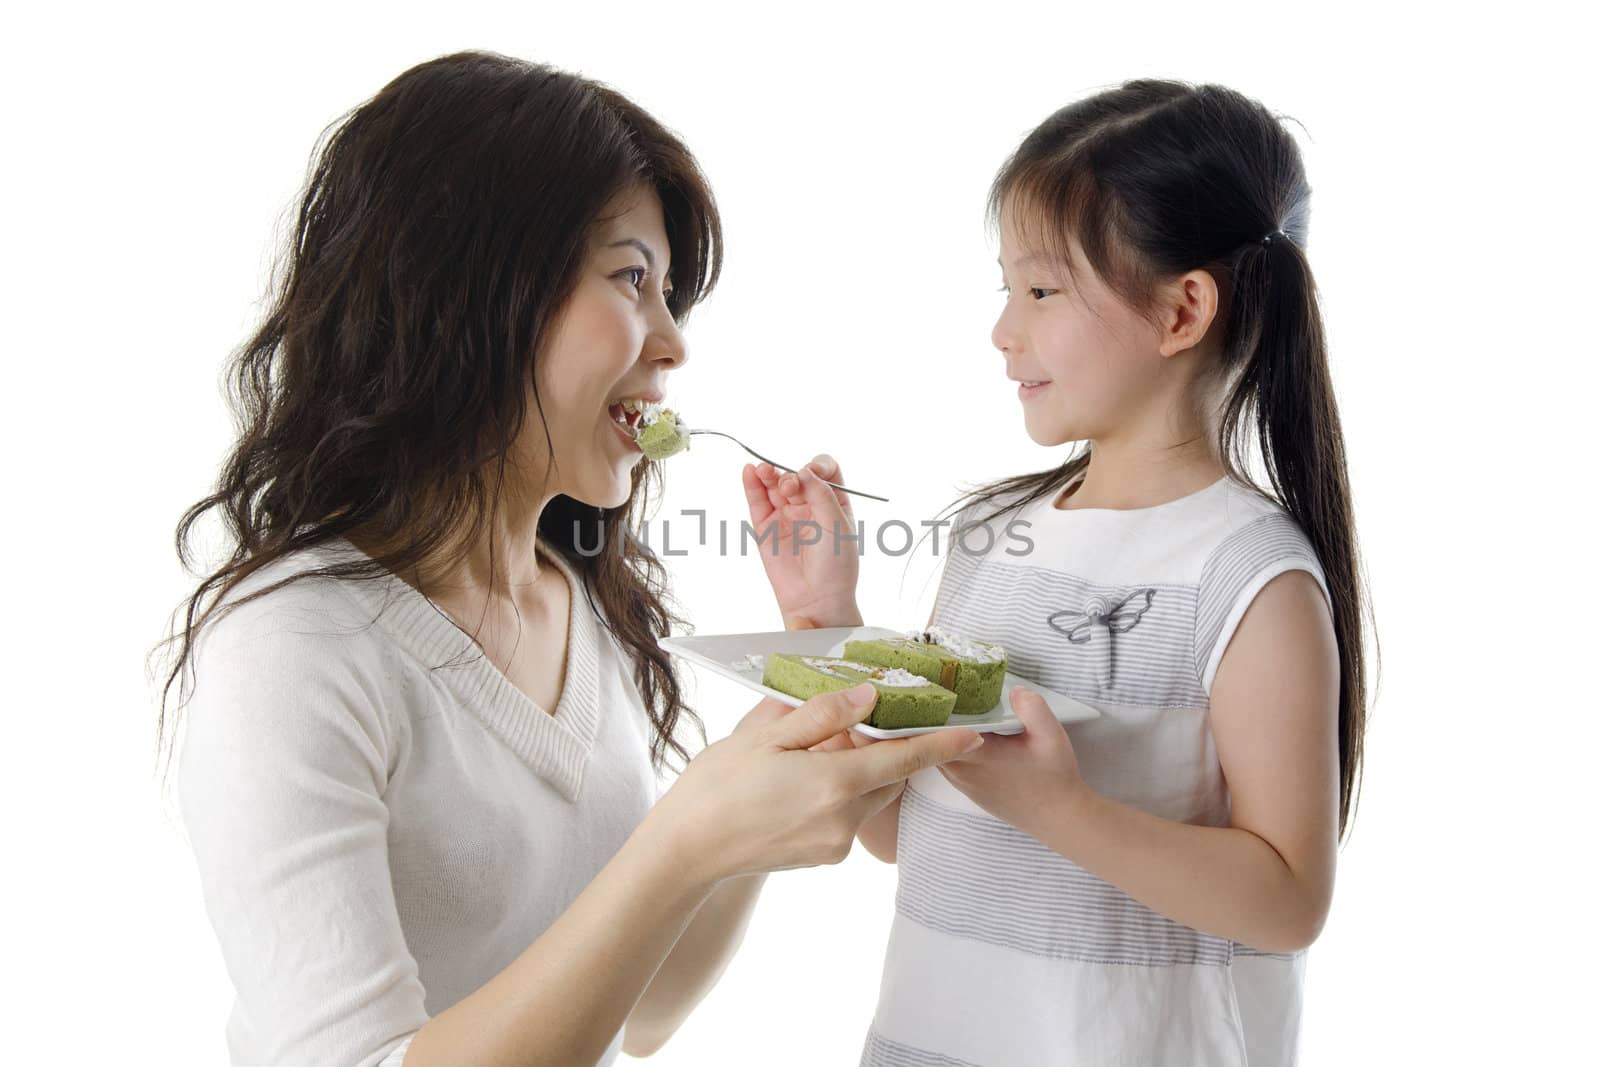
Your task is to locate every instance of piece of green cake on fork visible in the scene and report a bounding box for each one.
[761,654,957,730]
[633,403,691,460]
[843,627,1007,714]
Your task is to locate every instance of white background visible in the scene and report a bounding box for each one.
[5,1,1594,1063]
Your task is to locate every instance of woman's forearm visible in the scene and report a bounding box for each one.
[1037,788,1330,954]
[402,805,721,1067]
[621,872,769,1055]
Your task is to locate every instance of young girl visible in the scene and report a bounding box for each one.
[747,79,1370,1066]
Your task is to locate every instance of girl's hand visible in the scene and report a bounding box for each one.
[654,686,982,884]
[741,455,862,629]
[937,687,1094,838]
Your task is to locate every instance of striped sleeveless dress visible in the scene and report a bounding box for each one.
[860,473,1331,1067]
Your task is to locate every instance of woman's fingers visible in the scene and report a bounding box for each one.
[852,778,907,821]
[741,463,776,525]
[840,728,985,794]
[804,453,855,518]
[759,684,878,751]
[734,695,795,735]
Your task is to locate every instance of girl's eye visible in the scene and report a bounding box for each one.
[1030,287,1058,300]
[619,267,646,291]
[997,284,1010,295]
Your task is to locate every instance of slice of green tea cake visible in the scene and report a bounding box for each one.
[842,627,1007,714]
[761,654,957,730]
[634,404,691,460]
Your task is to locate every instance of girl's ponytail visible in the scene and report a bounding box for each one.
[1225,225,1372,837]
[948,79,1376,841]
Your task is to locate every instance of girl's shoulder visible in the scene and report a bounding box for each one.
[1206,476,1321,560]
[1194,477,1332,693]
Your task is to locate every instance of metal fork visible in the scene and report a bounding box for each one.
[687,429,890,503]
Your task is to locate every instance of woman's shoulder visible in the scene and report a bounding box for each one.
[179,543,408,770]
[195,539,393,665]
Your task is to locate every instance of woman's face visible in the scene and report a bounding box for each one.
[533,186,687,508]
[991,200,1166,448]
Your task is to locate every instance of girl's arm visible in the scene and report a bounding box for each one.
[1034,570,1340,952]
[851,602,936,865]
[855,789,904,863]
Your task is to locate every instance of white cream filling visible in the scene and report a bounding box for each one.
[899,626,1007,663]
[800,657,929,688]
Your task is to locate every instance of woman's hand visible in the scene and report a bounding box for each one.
[652,685,983,885]
[741,455,862,629]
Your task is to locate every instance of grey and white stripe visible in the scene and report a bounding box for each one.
[1195,513,1324,680]
[935,548,1207,710]
[860,1027,987,1067]
[896,786,1239,967]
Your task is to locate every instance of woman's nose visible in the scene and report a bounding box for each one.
[646,310,689,369]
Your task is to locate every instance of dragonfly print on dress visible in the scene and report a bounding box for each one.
[1046,588,1157,690]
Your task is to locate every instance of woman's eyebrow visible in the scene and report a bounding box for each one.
[607,237,658,270]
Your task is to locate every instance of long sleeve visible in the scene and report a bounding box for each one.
[177,609,428,1067]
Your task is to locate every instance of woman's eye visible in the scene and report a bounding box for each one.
[997,284,1010,295]
[1029,287,1058,300]
[619,267,646,291]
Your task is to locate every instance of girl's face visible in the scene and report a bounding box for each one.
[532,186,686,508]
[992,202,1168,448]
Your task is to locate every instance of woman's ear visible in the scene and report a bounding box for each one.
[1155,269,1222,358]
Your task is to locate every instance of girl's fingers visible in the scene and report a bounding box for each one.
[1009,686,1065,736]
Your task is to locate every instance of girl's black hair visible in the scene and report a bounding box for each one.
[946,80,1376,839]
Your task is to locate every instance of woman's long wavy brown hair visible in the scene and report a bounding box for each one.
[942,80,1378,841]
[149,50,720,775]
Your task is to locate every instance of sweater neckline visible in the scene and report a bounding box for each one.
[320,536,602,802]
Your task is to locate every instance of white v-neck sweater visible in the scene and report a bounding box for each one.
[176,538,661,1066]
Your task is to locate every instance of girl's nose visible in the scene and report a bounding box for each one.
[991,305,1018,356]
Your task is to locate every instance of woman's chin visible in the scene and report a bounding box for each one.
[592,465,640,510]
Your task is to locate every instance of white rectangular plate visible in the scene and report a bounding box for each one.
[659,625,1101,738]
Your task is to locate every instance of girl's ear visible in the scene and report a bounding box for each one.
[1155,269,1222,358]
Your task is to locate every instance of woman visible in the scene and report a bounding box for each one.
[155,50,982,1066]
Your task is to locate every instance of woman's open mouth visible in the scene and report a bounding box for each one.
[608,398,651,435]
[608,397,654,450]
